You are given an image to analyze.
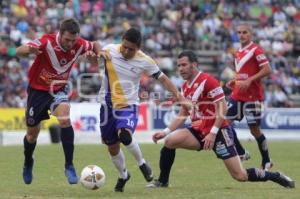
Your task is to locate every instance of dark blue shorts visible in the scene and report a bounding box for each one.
[226,98,262,126]
[100,104,138,145]
[188,126,237,160]
[25,86,69,127]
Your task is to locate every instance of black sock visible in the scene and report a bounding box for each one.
[23,136,36,166]
[61,126,75,166]
[158,146,176,184]
[232,127,245,155]
[247,168,279,182]
[256,134,270,163]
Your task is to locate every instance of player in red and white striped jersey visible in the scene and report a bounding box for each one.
[226,23,273,170]
[25,31,92,91]
[148,50,294,189]
[16,18,110,185]
[181,71,229,136]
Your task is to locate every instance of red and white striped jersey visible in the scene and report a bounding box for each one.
[26,33,93,91]
[232,42,269,101]
[181,72,228,136]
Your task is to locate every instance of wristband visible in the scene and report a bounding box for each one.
[163,127,172,135]
[210,126,219,135]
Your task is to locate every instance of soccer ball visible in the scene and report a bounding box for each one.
[80,165,106,190]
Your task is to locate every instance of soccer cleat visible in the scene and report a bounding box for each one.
[146,179,169,188]
[272,172,295,188]
[64,165,78,184]
[262,161,273,171]
[239,150,251,162]
[115,172,131,192]
[22,159,34,184]
[139,162,153,182]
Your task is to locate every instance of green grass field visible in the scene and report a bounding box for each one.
[0,141,299,199]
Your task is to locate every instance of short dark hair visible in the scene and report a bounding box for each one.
[59,18,80,34]
[122,28,142,47]
[178,50,198,63]
[237,23,252,33]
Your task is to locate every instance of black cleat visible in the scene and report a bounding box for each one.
[272,172,295,188]
[139,163,153,182]
[114,172,131,192]
[146,179,169,188]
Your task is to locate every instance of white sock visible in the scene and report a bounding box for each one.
[111,149,128,179]
[126,138,145,166]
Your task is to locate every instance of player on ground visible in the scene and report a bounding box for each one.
[98,28,187,192]
[226,23,273,170]
[16,18,109,185]
[147,50,295,189]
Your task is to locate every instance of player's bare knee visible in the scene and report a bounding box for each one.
[108,144,120,156]
[118,128,132,146]
[164,138,172,148]
[26,134,38,143]
[26,128,39,142]
[249,125,262,138]
[57,119,71,128]
[164,137,176,149]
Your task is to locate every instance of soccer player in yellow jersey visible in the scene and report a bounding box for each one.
[98,28,187,192]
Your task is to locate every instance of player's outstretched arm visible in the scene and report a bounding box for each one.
[92,41,111,60]
[83,50,98,64]
[16,45,42,57]
[157,73,191,110]
[84,42,111,64]
[152,107,188,143]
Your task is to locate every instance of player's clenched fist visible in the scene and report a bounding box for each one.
[98,50,111,60]
[152,132,167,143]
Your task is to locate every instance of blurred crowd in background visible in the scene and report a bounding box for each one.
[1,0,300,108]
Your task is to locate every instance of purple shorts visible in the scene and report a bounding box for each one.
[100,104,138,145]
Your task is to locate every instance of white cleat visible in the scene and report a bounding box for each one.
[262,161,273,171]
[239,150,251,162]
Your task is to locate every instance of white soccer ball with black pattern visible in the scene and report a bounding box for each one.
[80,165,106,190]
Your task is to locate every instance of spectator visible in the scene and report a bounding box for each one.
[273,84,292,107]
